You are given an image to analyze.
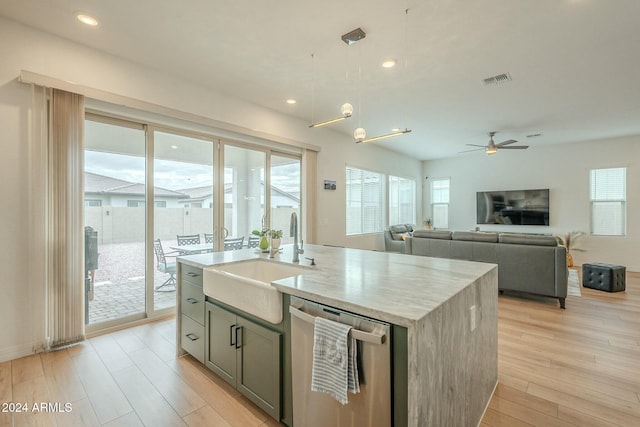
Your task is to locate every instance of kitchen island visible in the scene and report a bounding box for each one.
[177,244,498,427]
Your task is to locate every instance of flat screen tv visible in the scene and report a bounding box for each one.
[476,189,549,225]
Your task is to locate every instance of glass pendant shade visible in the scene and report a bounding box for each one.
[341,103,354,116]
[353,127,366,141]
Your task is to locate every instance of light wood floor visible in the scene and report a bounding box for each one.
[482,270,640,427]
[1,270,638,426]
[0,320,282,427]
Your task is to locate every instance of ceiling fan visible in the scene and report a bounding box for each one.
[462,131,529,155]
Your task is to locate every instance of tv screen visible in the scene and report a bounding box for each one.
[476,189,549,225]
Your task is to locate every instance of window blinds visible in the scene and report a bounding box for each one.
[590,167,626,236]
[346,166,385,235]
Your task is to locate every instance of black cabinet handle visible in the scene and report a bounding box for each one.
[185,333,199,342]
[186,297,198,304]
[229,324,236,346]
[235,326,242,349]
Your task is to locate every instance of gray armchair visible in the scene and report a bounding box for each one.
[384,224,413,253]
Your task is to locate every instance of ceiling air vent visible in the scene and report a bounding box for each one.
[482,73,512,86]
[526,133,543,138]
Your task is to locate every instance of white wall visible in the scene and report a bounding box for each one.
[0,18,422,361]
[423,136,640,271]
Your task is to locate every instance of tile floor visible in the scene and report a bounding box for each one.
[88,276,176,324]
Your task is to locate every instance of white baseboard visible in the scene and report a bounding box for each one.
[0,341,46,363]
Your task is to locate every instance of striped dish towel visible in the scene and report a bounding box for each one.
[310,317,360,404]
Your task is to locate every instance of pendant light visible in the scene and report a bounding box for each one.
[353,37,366,141]
[356,128,412,144]
[354,8,412,144]
[309,53,353,128]
[309,103,353,128]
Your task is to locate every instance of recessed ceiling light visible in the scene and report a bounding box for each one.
[382,59,396,68]
[75,12,98,27]
[171,145,178,149]
[286,99,297,105]
[391,128,401,132]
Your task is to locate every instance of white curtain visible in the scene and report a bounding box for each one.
[47,89,85,348]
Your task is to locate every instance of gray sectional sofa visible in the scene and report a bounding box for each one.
[405,230,568,308]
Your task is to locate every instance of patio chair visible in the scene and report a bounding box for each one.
[153,239,178,291]
[224,236,244,251]
[248,235,260,248]
[177,234,200,246]
[204,233,214,244]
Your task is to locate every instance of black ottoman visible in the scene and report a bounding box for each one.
[582,263,626,292]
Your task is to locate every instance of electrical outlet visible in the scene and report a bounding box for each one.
[470,305,477,332]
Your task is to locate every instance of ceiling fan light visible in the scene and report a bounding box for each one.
[486,146,497,155]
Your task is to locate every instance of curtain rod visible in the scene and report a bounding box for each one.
[19,70,321,153]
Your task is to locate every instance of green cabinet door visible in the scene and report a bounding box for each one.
[205,302,238,386]
[204,301,282,421]
[236,316,281,421]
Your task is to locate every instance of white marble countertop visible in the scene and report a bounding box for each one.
[179,244,496,327]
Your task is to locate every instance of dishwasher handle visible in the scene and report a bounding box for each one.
[289,305,386,345]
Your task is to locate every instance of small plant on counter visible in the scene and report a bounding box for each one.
[251,215,270,237]
[269,229,283,239]
[252,216,271,250]
[424,218,433,229]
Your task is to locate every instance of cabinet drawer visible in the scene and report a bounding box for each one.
[181,264,203,286]
[182,282,205,324]
[181,314,205,364]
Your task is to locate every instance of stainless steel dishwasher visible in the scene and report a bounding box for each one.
[289,296,391,427]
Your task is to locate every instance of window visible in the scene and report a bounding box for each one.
[271,154,301,244]
[127,200,145,208]
[431,178,450,229]
[154,201,167,208]
[346,166,385,235]
[389,176,416,225]
[590,167,626,235]
[84,199,102,207]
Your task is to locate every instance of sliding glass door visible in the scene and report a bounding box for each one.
[84,113,303,330]
[84,117,147,326]
[153,130,214,309]
[270,154,301,244]
[223,144,266,249]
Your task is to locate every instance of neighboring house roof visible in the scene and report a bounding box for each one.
[272,186,300,204]
[85,172,300,204]
[84,171,132,193]
[84,171,186,198]
[177,182,300,205]
[177,185,213,203]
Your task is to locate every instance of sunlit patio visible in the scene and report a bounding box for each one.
[87,241,179,324]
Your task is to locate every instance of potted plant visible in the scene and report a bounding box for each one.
[252,228,270,251]
[270,229,283,250]
[424,218,433,230]
[559,230,585,267]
